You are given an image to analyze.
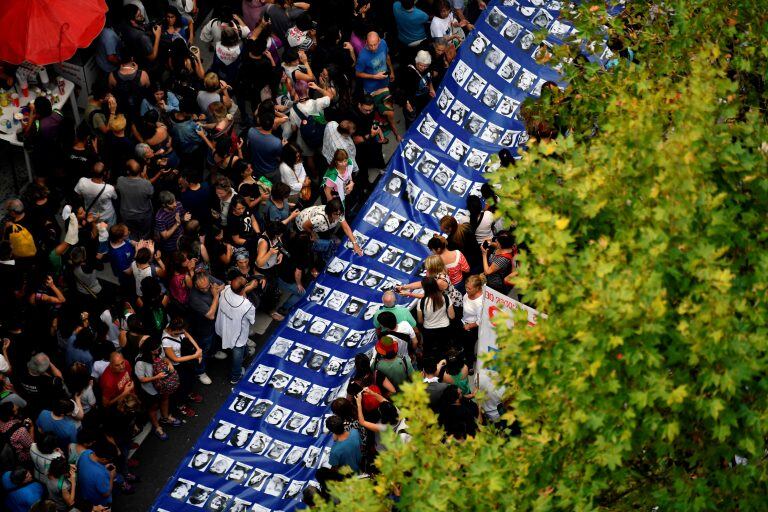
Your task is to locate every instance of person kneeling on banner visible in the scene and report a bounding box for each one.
[295,198,362,262]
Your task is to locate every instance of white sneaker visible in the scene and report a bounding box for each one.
[213,351,228,360]
[246,339,256,348]
[197,373,212,385]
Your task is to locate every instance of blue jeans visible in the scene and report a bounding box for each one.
[230,345,245,382]
[278,278,305,312]
[194,332,215,375]
[313,238,337,263]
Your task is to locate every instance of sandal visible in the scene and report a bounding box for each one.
[154,428,168,441]
[270,311,285,321]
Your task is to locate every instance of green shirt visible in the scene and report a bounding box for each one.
[374,356,415,387]
[373,305,417,329]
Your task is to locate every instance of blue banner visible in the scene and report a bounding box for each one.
[152,1,583,510]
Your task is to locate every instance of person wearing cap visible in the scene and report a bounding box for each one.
[371,336,415,388]
[401,50,435,127]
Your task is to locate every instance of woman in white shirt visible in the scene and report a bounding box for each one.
[416,277,455,358]
[468,195,495,245]
[279,143,310,203]
[461,274,485,369]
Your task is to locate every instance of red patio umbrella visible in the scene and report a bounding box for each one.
[0,0,108,65]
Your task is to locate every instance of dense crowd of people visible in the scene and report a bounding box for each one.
[0,0,521,510]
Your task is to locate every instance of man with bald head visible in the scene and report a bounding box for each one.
[372,290,417,330]
[355,31,401,141]
[99,352,136,407]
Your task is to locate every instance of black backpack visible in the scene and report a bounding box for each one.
[292,104,326,149]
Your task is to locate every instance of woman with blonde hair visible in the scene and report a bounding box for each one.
[428,235,469,292]
[460,274,485,369]
[396,254,463,311]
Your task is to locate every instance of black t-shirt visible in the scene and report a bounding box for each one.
[225,210,256,243]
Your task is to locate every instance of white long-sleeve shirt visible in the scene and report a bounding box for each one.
[215,286,256,349]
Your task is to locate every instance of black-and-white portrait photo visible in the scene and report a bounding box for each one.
[447,99,468,124]
[323,323,348,344]
[402,140,422,164]
[247,469,270,490]
[496,97,519,118]
[382,212,406,233]
[464,112,485,136]
[414,191,437,213]
[344,298,366,316]
[286,343,311,365]
[284,480,305,500]
[518,130,530,146]
[284,412,309,432]
[363,238,385,258]
[399,221,421,240]
[481,122,504,143]
[308,284,330,303]
[482,84,501,108]
[229,427,252,448]
[432,126,453,151]
[229,392,254,414]
[307,317,331,336]
[363,203,389,227]
[189,449,214,471]
[303,445,321,467]
[170,479,194,501]
[517,30,535,51]
[265,474,288,497]
[361,271,385,289]
[363,302,382,321]
[501,20,522,42]
[406,182,421,204]
[265,405,290,426]
[267,370,291,391]
[324,356,345,376]
[305,384,328,405]
[437,88,454,111]
[268,337,293,357]
[452,59,471,86]
[516,68,537,92]
[324,290,349,310]
[230,499,251,512]
[378,246,404,266]
[248,399,272,418]
[549,19,571,38]
[448,138,469,161]
[285,446,306,465]
[208,454,234,476]
[345,230,368,250]
[433,201,456,219]
[398,254,419,273]
[532,8,553,29]
[418,228,439,246]
[226,463,251,483]
[484,45,503,70]
[432,165,454,188]
[500,129,518,147]
[416,153,438,177]
[187,485,212,507]
[465,148,488,171]
[288,308,312,331]
[498,57,521,82]
[304,350,329,371]
[469,33,489,56]
[486,7,506,29]
[342,264,366,284]
[417,113,437,139]
[378,276,399,292]
[385,170,406,195]
[449,176,471,196]
[465,73,487,98]
[266,440,291,462]
[531,78,547,98]
[343,330,364,348]
[519,6,535,17]
[246,432,271,455]
[207,491,230,512]
[210,420,235,442]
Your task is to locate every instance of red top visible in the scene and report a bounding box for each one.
[444,250,469,285]
[99,361,133,404]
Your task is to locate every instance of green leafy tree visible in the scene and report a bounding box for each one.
[311,1,768,510]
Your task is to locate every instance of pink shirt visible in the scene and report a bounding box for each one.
[444,250,469,285]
